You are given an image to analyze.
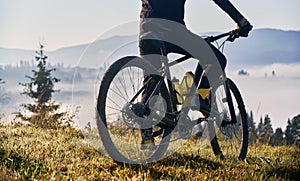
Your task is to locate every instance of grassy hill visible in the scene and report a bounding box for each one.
[1,125,299,180]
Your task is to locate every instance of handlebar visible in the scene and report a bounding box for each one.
[204,30,239,43]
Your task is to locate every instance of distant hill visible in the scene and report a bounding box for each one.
[0,29,299,69]
[224,28,300,69]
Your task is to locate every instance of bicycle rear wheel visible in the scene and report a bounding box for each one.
[96,56,173,164]
[209,78,248,160]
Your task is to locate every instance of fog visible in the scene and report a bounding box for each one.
[227,63,300,129]
[72,62,300,130]
[1,63,299,130]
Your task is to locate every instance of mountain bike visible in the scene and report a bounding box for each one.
[96,30,248,164]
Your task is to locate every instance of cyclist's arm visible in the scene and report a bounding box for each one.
[212,0,252,36]
[212,0,246,24]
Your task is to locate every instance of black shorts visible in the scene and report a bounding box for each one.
[139,39,227,70]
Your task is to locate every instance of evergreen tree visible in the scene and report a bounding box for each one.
[270,128,284,146]
[0,78,5,120]
[257,114,274,144]
[285,118,294,145]
[247,111,257,144]
[0,78,7,104]
[256,117,263,139]
[20,44,60,104]
[17,44,69,128]
[285,114,300,146]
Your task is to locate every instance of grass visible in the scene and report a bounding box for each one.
[0,125,299,180]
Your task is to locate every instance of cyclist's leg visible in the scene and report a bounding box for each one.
[163,36,227,88]
[139,39,163,149]
[196,44,227,116]
[197,43,227,89]
[164,32,227,115]
[140,18,223,87]
[139,39,163,69]
[139,39,165,106]
[208,43,227,73]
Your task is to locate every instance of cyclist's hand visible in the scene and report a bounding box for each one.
[236,18,253,37]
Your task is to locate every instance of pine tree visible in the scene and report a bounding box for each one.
[270,128,284,146]
[20,44,60,104]
[0,78,7,104]
[248,111,257,144]
[257,114,274,144]
[285,118,294,145]
[17,44,69,128]
[285,114,300,146]
[256,117,263,138]
[0,78,5,120]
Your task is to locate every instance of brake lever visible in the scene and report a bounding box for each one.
[227,30,239,42]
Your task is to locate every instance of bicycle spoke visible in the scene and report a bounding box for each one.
[127,67,136,94]
[117,70,130,99]
[107,96,123,110]
[110,84,128,101]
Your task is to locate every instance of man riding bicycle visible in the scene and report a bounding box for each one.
[139,0,253,149]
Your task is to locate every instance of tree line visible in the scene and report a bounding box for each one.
[248,111,300,147]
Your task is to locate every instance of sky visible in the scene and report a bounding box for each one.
[0,0,300,51]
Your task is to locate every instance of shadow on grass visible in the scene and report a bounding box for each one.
[0,148,47,180]
[117,152,222,179]
[156,152,222,169]
[266,166,300,180]
[246,156,300,180]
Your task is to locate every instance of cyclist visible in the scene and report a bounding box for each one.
[139,0,253,149]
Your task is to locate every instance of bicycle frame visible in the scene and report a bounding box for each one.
[134,30,240,129]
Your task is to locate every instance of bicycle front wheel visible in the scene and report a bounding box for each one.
[209,78,248,160]
[96,56,173,164]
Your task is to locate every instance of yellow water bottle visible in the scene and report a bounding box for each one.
[172,77,182,105]
[180,71,195,96]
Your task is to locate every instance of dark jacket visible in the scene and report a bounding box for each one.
[140,0,243,24]
[140,0,186,25]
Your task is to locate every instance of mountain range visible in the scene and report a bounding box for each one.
[0,28,299,69]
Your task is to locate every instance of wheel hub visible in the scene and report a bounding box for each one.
[121,102,154,129]
[131,102,151,118]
